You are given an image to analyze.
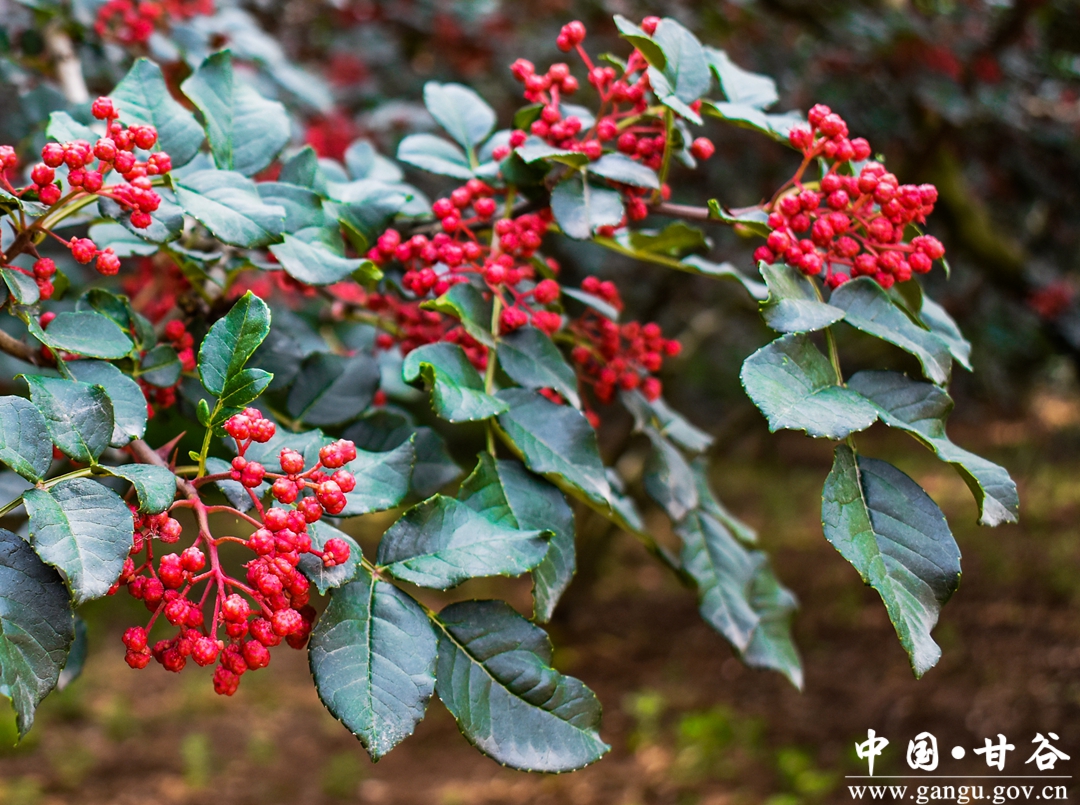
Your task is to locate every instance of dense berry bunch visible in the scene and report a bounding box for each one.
[754,105,945,289]
[95,0,214,45]
[567,276,680,415]
[115,408,354,695]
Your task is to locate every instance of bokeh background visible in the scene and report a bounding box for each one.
[0,0,1079,802]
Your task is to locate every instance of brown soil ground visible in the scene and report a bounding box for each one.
[1,410,1078,805]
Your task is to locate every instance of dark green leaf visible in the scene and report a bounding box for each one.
[269,232,377,286]
[57,617,88,692]
[409,428,462,499]
[495,388,612,508]
[422,283,495,348]
[217,368,273,416]
[111,58,204,167]
[326,180,412,246]
[22,376,113,463]
[279,146,322,190]
[23,478,134,605]
[377,495,550,589]
[139,345,182,388]
[680,256,768,299]
[298,520,362,594]
[309,565,437,760]
[830,278,953,385]
[0,396,52,482]
[551,174,624,240]
[587,153,659,189]
[821,445,960,677]
[257,183,326,233]
[397,134,474,180]
[0,528,74,737]
[65,360,146,447]
[739,333,878,439]
[626,222,709,257]
[338,439,415,517]
[458,454,576,622]
[104,464,176,514]
[3,271,39,306]
[286,352,379,426]
[919,296,972,371]
[759,262,844,334]
[622,391,713,453]
[497,327,581,409]
[174,169,286,248]
[99,190,185,245]
[703,47,779,109]
[847,371,1018,526]
[700,101,799,142]
[689,457,756,544]
[181,51,290,176]
[434,600,608,772]
[402,343,507,423]
[423,82,496,150]
[199,291,271,397]
[706,199,772,236]
[643,428,698,522]
[27,312,133,360]
[741,559,802,687]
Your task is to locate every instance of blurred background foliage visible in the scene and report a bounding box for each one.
[1,0,1078,427]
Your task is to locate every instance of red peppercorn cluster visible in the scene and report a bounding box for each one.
[755,104,945,289]
[366,180,565,347]
[115,408,355,695]
[501,18,712,229]
[94,0,214,45]
[567,276,681,418]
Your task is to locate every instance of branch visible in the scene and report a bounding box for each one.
[128,438,199,500]
[44,24,89,105]
[0,329,44,366]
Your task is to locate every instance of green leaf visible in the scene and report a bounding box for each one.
[198,291,271,397]
[23,478,134,605]
[689,457,757,544]
[613,14,666,68]
[402,343,507,423]
[377,495,550,589]
[327,180,412,248]
[703,47,779,109]
[57,617,88,692]
[422,283,495,348]
[87,223,160,258]
[706,199,772,236]
[759,261,844,334]
[217,367,273,417]
[3,271,39,306]
[678,255,767,299]
[495,388,612,509]
[298,520,363,594]
[739,334,878,439]
[625,221,708,257]
[338,439,415,517]
[497,327,581,409]
[0,528,74,738]
[286,352,379,426]
[847,371,1018,526]
[919,296,972,371]
[111,58,205,167]
[741,559,802,687]
[821,445,960,677]
[181,51,290,176]
[642,428,698,522]
[27,312,133,360]
[829,278,953,385]
[279,146,322,189]
[344,140,404,182]
[700,101,799,142]
[99,190,185,245]
[45,112,96,144]
[458,454,576,622]
[587,153,659,189]
[257,183,326,233]
[139,345,182,388]
[65,360,146,447]
[397,134,474,180]
[174,170,286,248]
[0,397,52,482]
[204,456,264,512]
[514,142,589,168]
[434,600,609,772]
[103,464,176,514]
[22,376,113,463]
[423,82,496,150]
[648,18,711,115]
[551,174,624,241]
[269,232,376,286]
[622,390,713,453]
[309,566,438,761]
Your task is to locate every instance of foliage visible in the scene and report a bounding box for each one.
[0,1,1020,774]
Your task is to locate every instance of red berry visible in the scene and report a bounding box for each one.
[690,137,715,161]
[96,248,121,276]
[192,637,220,666]
[180,547,205,572]
[91,97,117,120]
[322,538,351,568]
[271,608,303,636]
[123,626,148,651]
[70,237,98,264]
[222,594,251,622]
